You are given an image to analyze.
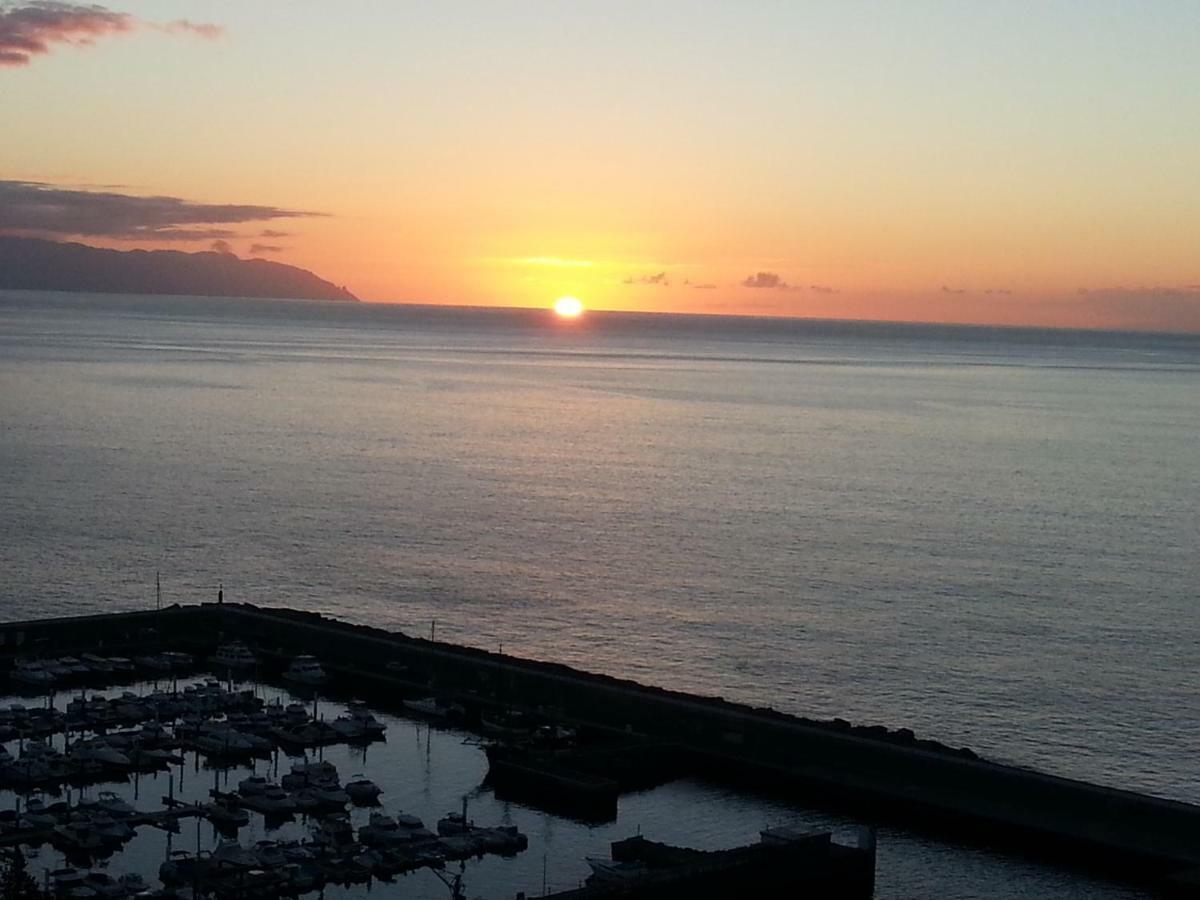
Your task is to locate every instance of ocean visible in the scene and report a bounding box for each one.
[2,289,1198,898]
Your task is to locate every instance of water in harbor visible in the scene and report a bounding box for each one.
[0,677,1150,900]
[2,289,1198,897]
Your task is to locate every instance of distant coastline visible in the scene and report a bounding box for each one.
[0,236,357,303]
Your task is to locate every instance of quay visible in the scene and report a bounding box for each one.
[3,602,1200,893]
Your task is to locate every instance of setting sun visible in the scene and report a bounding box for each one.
[553,296,584,318]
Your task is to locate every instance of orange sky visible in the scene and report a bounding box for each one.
[2,2,1199,330]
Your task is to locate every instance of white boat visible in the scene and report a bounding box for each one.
[211,641,257,669]
[283,655,328,685]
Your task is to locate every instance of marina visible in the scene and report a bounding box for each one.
[0,606,879,899]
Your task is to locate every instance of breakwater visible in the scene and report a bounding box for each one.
[3,602,1199,892]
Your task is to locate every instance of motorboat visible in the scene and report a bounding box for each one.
[52,818,106,854]
[240,784,296,815]
[311,813,356,852]
[586,857,650,885]
[238,774,271,795]
[11,659,56,686]
[436,812,473,836]
[331,702,386,740]
[402,696,465,719]
[92,790,136,818]
[281,759,338,790]
[283,655,328,686]
[345,775,383,804]
[211,641,257,670]
[208,797,249,830]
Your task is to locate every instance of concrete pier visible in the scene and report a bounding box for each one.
[3,602,1199,891]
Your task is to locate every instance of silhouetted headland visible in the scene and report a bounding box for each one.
[0,237,357,302]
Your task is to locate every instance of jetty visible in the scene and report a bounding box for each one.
[3,602,1200,893]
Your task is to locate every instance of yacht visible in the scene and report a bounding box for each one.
[211,641,257,670]
[331,701,386,740]
[283,655,328,686]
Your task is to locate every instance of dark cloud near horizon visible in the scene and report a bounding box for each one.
[742,271,791,290]
[1074,284,1200,330]
[809,284,838,294]
[941,285,969,295]
[258,229,291,239]
[623,271,669,286]
[249,243,286,256]
[0,180,324,241]
[692,283,717,290]
[0,2,221,67]
[209,239,235,256]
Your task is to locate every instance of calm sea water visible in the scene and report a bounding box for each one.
[2,289,1198,897]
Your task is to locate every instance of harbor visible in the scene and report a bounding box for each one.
[1,601,1197,896]
[0,605,877,899]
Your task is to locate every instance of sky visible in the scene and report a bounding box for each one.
[2,1,1199,330]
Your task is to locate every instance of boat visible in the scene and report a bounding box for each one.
[283,655,328,685]
[92,790,136,818]
[11,659,56,686]
[51,818,106,854]
[402,696,465,720]
[208,797,249,830]
[79,654,115,674]
[586,857,650,884]
[211,641,257,670]
[237,774,271,795]
[436,811,473,836]
[311,813,356,853]
[345,775,383,804]
[281,759,338,790]
[239,784,297,815]
[331,702,386,740]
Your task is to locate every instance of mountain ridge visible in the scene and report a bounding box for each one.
[0,237,357,302]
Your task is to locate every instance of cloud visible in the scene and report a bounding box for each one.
[1074,284,1200,331]
[155,19,222,39]
[623,271,669,286]
[0,180,324,241]
[258,229,291,239]
[0,2,221,67]
[941,285,969,295]
[809,284,838,294]
[249,243,286,256]
[983,288,1012,296]
[209,239,235,256]
[741,271,793,290]
[692,283,717,290]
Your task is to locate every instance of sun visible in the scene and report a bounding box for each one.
[553,296,584,318]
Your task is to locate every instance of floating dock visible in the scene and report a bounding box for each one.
[4,602,1200,892]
